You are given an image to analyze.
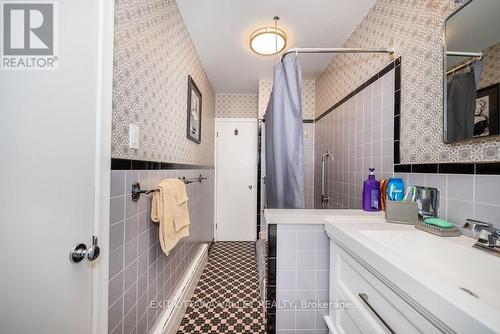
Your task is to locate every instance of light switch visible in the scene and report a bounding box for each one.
[128,124,139,149]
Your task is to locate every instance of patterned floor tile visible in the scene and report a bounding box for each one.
[177,242,266,333]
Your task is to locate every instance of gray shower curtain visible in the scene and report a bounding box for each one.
[265,55,305,209]
[446,62,483,142]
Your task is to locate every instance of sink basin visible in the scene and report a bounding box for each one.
[359,229,500,310]
[324,217,500,331]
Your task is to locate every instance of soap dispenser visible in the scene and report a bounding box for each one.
[362,168,380,211]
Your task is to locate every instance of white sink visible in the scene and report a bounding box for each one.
[359,229,500,310]
[324,217,500,332]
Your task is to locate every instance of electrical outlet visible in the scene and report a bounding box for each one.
[128,124,139,149]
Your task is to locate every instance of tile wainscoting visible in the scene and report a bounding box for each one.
[267,224,330,334]
[394,172,500,229]
[108,161,214,333]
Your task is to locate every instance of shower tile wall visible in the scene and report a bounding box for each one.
[314,69,395,209]
[108,168,214,334]
[303,123,315,209]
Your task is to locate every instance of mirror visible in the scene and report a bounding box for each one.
[444,0,500,143]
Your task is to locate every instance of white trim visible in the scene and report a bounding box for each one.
[152,244,208,334]
[92,0,114,332]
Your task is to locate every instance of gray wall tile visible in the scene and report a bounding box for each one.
[475,203,500,228]
[110,221,125,252]
[109,271,124,306]
[108,168,214,333]
[447,199,473,225]
[110,197,125,224]
[109,246,124,279]
[448,175,474,201]
[475,175,500,206]
[111,170,126,197]
[108,296,123,333]
[314,71,395,209]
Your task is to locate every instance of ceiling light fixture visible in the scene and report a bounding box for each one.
[249,16,287,56]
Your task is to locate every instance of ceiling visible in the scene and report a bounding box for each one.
[446,0,500,67]
[177,0,376,93]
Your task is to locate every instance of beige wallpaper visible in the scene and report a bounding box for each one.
[215,94,258,118]
[258,79,316,120]
[112,0,215,165]
[315,0,500,163]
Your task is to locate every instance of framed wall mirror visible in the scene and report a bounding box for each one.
[443,0,500,143]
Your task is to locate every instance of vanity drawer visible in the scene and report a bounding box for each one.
[330,242,440,334]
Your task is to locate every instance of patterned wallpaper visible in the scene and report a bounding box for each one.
[215,94,258,118]
[112,0,215,165]
[478,42,500,90]
[315,0,500,163]
[258,79,316,120]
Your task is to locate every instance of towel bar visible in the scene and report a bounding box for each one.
[131,174,207,201]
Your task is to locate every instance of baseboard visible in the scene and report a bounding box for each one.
[152,244,208,334]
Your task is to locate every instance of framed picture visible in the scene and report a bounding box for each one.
[186,75,202,143]
[474,83,499,138]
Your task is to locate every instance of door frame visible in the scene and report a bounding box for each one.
[214,118,258,241]
[92,0,114,332]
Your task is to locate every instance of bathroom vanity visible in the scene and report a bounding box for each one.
[265,210,500,334]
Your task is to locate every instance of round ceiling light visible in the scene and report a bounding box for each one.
[249,17,287,56]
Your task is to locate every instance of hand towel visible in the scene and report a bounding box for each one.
[165,178,190,231]
[151,179,190,255]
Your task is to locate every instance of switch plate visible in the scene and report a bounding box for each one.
[128,124,139,149]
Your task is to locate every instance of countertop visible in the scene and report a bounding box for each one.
[264,209,383,224]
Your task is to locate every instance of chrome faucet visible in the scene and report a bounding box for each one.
[321,152,333,208]
[463,218,500,257]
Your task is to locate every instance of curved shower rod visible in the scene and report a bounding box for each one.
[280,47,395,63]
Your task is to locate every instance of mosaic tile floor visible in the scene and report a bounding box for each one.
[177,241,266,334]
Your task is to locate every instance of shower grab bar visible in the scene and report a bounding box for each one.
[131,174,207,201]
[321,152,333,209]
[281,47,395,63]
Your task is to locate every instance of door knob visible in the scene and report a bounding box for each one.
[248,185,253,189]
[70,236,100,263]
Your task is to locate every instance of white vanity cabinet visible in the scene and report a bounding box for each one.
[326,239,441,334]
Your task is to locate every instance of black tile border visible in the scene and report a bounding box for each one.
[111,158,214,170]
[393,162,500,175]
[266,224,277,334]
[315,58,400,123]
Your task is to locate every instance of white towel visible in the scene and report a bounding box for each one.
[151,179,190,255]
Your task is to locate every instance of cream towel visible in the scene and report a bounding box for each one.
[151,179,190,255]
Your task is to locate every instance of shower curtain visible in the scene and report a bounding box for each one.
[447,62,483,141]
[265,55,305,209]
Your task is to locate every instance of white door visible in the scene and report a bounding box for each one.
[0,1,113,333]
[216,119,257,241]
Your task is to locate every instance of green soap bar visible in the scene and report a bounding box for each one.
[425,218,454,229]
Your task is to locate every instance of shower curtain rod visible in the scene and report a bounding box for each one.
[446,51,483,75]
[280,47,395,62]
